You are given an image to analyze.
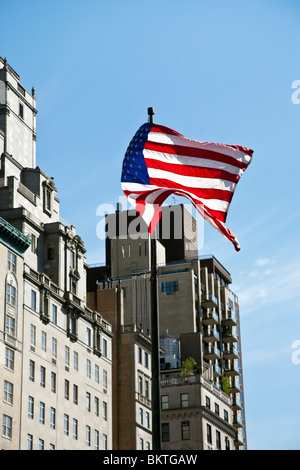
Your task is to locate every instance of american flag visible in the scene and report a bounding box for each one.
[121,122,253,251]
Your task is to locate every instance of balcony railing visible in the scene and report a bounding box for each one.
[222,308,237,326]
[203,328,220,343]
[201,293,218,308]
[223,345,239,359]
[222,330,238,343]
[202,310,219,325]
[203,345,221,360]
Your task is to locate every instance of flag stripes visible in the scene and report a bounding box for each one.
[121,122,253,251]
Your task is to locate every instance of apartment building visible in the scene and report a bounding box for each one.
[87,286,152,450]
[0,217,31,449]
[87,205,247,450]
[0,57,113,450]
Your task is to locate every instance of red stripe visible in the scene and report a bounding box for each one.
[144,140,248,170]
[148,177,233,202]
[150,124,183,137]
[145,158,240,184]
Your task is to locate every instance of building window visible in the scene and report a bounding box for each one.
[146,411,150,429]
[29,360,35,382]
[144,352,149,368]
[40,366,46,388]
[4,381,13,405]
[103,370,107,392]
[30,324,36,347]
[86,392,91,412]
[181,421,190,440]
[27,434,33,450]
[161,395,169,410]
[225,436,230,450]
[145,380,149,399]
[28,396,34,419]
[7,251,16,273]
[95,397,99,416]
[205,396,210,409]
[2,415,12,439]
[215,403,220,415]
[38,439,44,450]
[95,430,99,450]
[6,283,16,307]
[162,423,170,442]
[65,346,70,368]
[64,414,69,435]
[19,102,24,119]
[139,438,144,450]
[73,351,78,371]
[161,281,178,295]
[86,359,91,379]
[52,338,57,359]
[73,384,78,405]
[51,372,56,393]
[39,402,45,424]
[41,331,47,352]
[102,338,107,357]
[138,375,143,394]
[95,365,99,383]
[103,401,107,421]
[103,433,107,450]
[50,407,56,429]
[86,425,91,446]
[180,393,189,408]
[138,347,142,364]
[31,234,37,254]
[5,347,14,371]
[206,423,212,444]
[31,290,36,310]
[65,379,70,400]
[216,430,221,450]
[52,305,57,324]
[5,315,16,337]
[224,410,229,422]
[86,328,91,347]
[73,419,78,440]
[139,407,143,425]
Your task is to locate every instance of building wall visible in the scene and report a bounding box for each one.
[0,241,25,449]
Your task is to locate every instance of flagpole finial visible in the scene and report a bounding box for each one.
[148,107,154,124]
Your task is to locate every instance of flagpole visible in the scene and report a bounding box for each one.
[148,107,161,451]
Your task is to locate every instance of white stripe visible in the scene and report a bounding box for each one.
[147,168,236,192]
[124,184,228,215]
[143,149,243,177]
[147,132,252,165]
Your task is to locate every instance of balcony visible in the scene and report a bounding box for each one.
[230,379,241,394]
[201,293,218,309]
[222,308,237,326]
[203,328,220,343]
[203,345,221,360]
[224,363,240,376]
[222,330,238,344]
[213,364,222,377]
[232,397,242,410]
[234,432,244,447]
[202,310,219,325]
[233,415,243,428]
[223,345,239,360]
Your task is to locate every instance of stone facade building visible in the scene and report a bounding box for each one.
[0,57,113,450]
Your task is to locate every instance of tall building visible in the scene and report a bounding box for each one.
[0,57,113,450]
[87,205,247,450]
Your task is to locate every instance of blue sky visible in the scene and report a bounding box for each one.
[1,0,300,450]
